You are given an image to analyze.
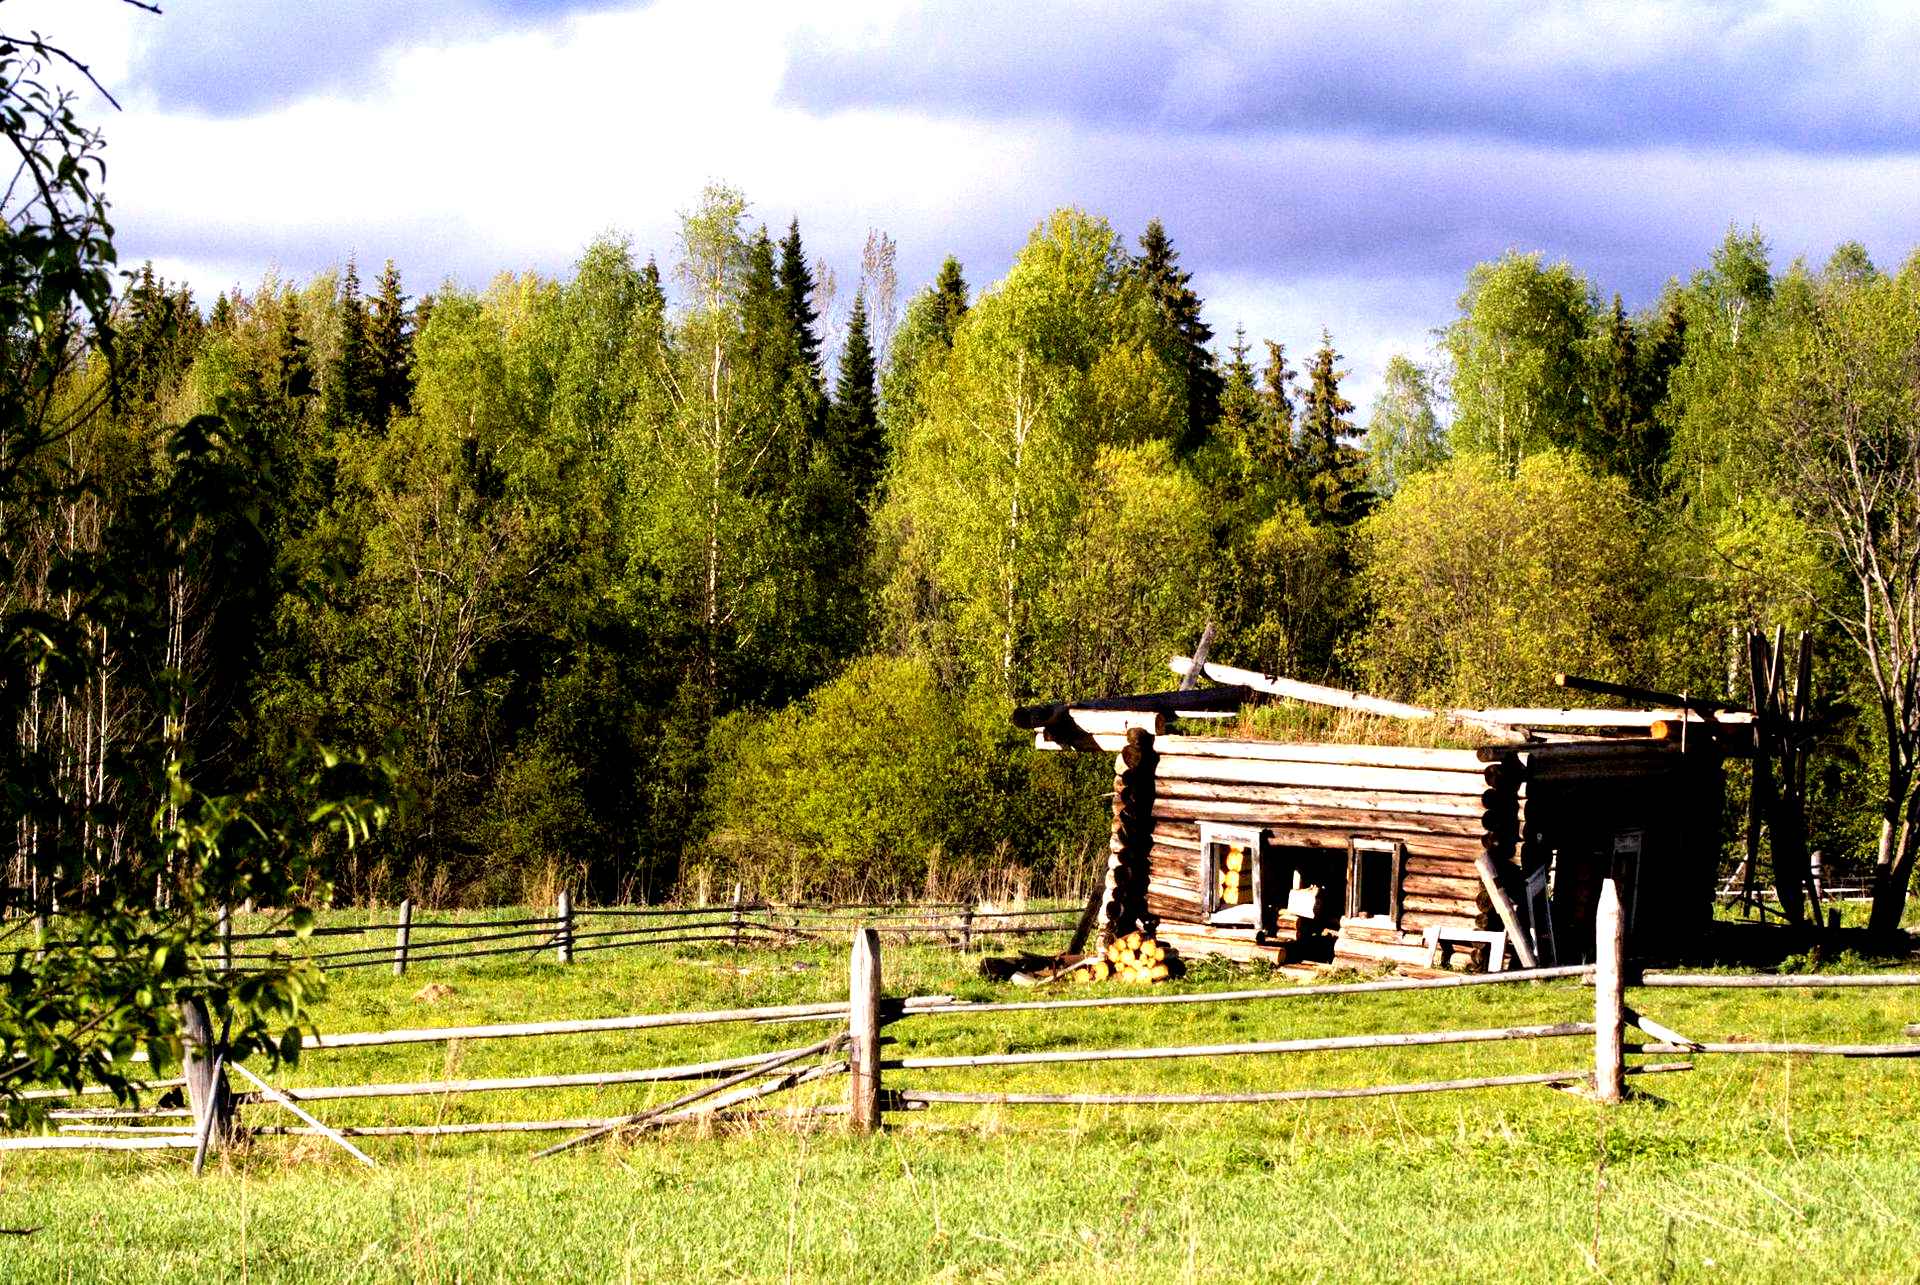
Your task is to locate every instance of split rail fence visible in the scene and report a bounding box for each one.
[11,873,1920,1163]
[127,896,1082,977]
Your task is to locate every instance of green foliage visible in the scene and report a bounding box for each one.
[1133,217,1220,447]
[1355,451,1651,705]
[1363,354,1446,495]
[702,655,1097,898]
[1445,251,1598,470]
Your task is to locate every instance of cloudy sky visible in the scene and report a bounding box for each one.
[15,0,1920,405]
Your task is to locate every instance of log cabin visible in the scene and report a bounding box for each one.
[1019,659,1743,973]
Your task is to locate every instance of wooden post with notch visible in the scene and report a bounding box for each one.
[556,891,573,965]
[1593,876,1626,1104]
[848,927,881,1133]
[392,898,412,977]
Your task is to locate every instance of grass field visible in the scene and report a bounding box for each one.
[4,917,1920,1283]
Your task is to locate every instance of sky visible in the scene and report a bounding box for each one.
[13,0,1920,409]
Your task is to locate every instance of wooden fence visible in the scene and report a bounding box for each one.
[198,896,1082,975]
[10,871,1920,1163]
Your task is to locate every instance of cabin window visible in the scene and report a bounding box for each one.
[1200,823,1264,928]
[1345,837,1404,926]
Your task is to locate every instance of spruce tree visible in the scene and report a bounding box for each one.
[208,292,234,333]
[1216,324,1260,464]
[931,255,969,343]
[366,258,413,428]
[1135,218,1222,447]
[830,289,883,501]
[1297,330,1368,522]
[776,217,822,388]
[1257,340,1299,480]
[324,258,376,431]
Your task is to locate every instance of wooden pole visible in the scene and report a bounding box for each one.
[886,1023,1593,1071]
[556,890,573,965]
[230,1062,378,1169]
[960,905,974,952]
[1594,876,1626,1103]
[217,905,232,975]
[1473,853,1538,969]
[392,898,412,977]
[730,882,742,950]
[898,1062,1695,1108]
[848,927,881,1134]
[176,997,232,1153]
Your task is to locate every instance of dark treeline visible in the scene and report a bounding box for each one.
[14,191,1920,917]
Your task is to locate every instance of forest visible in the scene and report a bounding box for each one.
[9,179,1919,915]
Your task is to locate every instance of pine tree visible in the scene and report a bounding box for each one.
[776,217,822,389]
[272,303,314,403]
[1216,325,1260,463]
[931,256,969,343]
[1256,340,1299,480]
[324,258,376,430]
[639,257,666,315]
[1297,330,1367,521]
[366,258,413,428]
[208,292,234,333]
[1135,218,1222,448]
[830,289,883,501]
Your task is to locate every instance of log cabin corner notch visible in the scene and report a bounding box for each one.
[1016,657,1748,973]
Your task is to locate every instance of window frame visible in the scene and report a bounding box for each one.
[1345,836,1405,927]
[1199,822,1265,928]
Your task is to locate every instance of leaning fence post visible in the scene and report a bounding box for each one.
[556,890,574,964]
[392,898,412,977]
[1594,876,1626,1104]
[960,905,974,952]
[848,927,881,1134]
[217,904,232,974]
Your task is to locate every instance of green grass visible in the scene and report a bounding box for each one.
[5,931,1920,1282]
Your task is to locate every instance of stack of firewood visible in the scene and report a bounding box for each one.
[1077,930,1176,984]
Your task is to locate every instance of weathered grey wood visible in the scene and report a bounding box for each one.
[1638,973,1920,988]
[1623,1006,1701,1051]
[230,1062,378,1169]
[1629,1042,1920,1057]
[295,997,952,1050]
[236,1048,825,1102]
[1167,657,1526,740]
[0,1135,201,1151]
[1148,754,1493,797]
[555,890,573,964]
[897,1062,1696,1108]
[392,899,412,977]
[730,882,743,950]
[1594,876,1626,1104]
[1474,853,1537,969]
[190,1043,229,1177]
[177,997,232,1156]
[885,1023,1594,1071]
[848,927,882,1134]
[1152,736,1488,772]
[534,1034,845,1158]
[217,905,232,974]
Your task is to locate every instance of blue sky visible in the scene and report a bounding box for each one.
[18,0,1920,406]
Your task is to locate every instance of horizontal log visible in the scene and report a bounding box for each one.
[1629,1042,1920,1057]
[1155,778,1488,820]
[236,1049,817,1103]
[896,1062,1695,1108]
[295,998,951,1051]
[885,1023,1594,1070]
[1151,736,1488,773]
[0,1135,201,1151]
[1013,685,1246,731]
[1167,658,1529,742]
[1480,707,1753,729]
[1149,799,1487,837]
[1637,973,1920,989]
[1150,755,1495,796]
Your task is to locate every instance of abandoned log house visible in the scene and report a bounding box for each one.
[1018,658,1759,973]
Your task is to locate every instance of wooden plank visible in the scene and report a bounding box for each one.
[1148,797,1487,837]
[1154,778,1486,818]
[1150,755,1494,796]
[1167,658,1528,741]
[1475,853,1538,969]
[0,1136,201,1151]
[1152,737,1488,773]
[899,1063,1694,1108]
[884,1023,1594,1070]
[231,1062,378,1169]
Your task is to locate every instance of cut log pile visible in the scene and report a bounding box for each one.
[1075,930,1178,984]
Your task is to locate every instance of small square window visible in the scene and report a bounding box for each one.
[1346,837,1404,926]
[1200,823,1264,928]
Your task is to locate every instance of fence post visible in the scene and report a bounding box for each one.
[848,927,881,1134]
[218,904,232,974]
[960,905,974,952]
[1593,876,1626,1104]
[392,898,412,977]
[556,890,574,964]
[731,881,743,950]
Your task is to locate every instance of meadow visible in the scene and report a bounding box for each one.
[4,918,1919,1284]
